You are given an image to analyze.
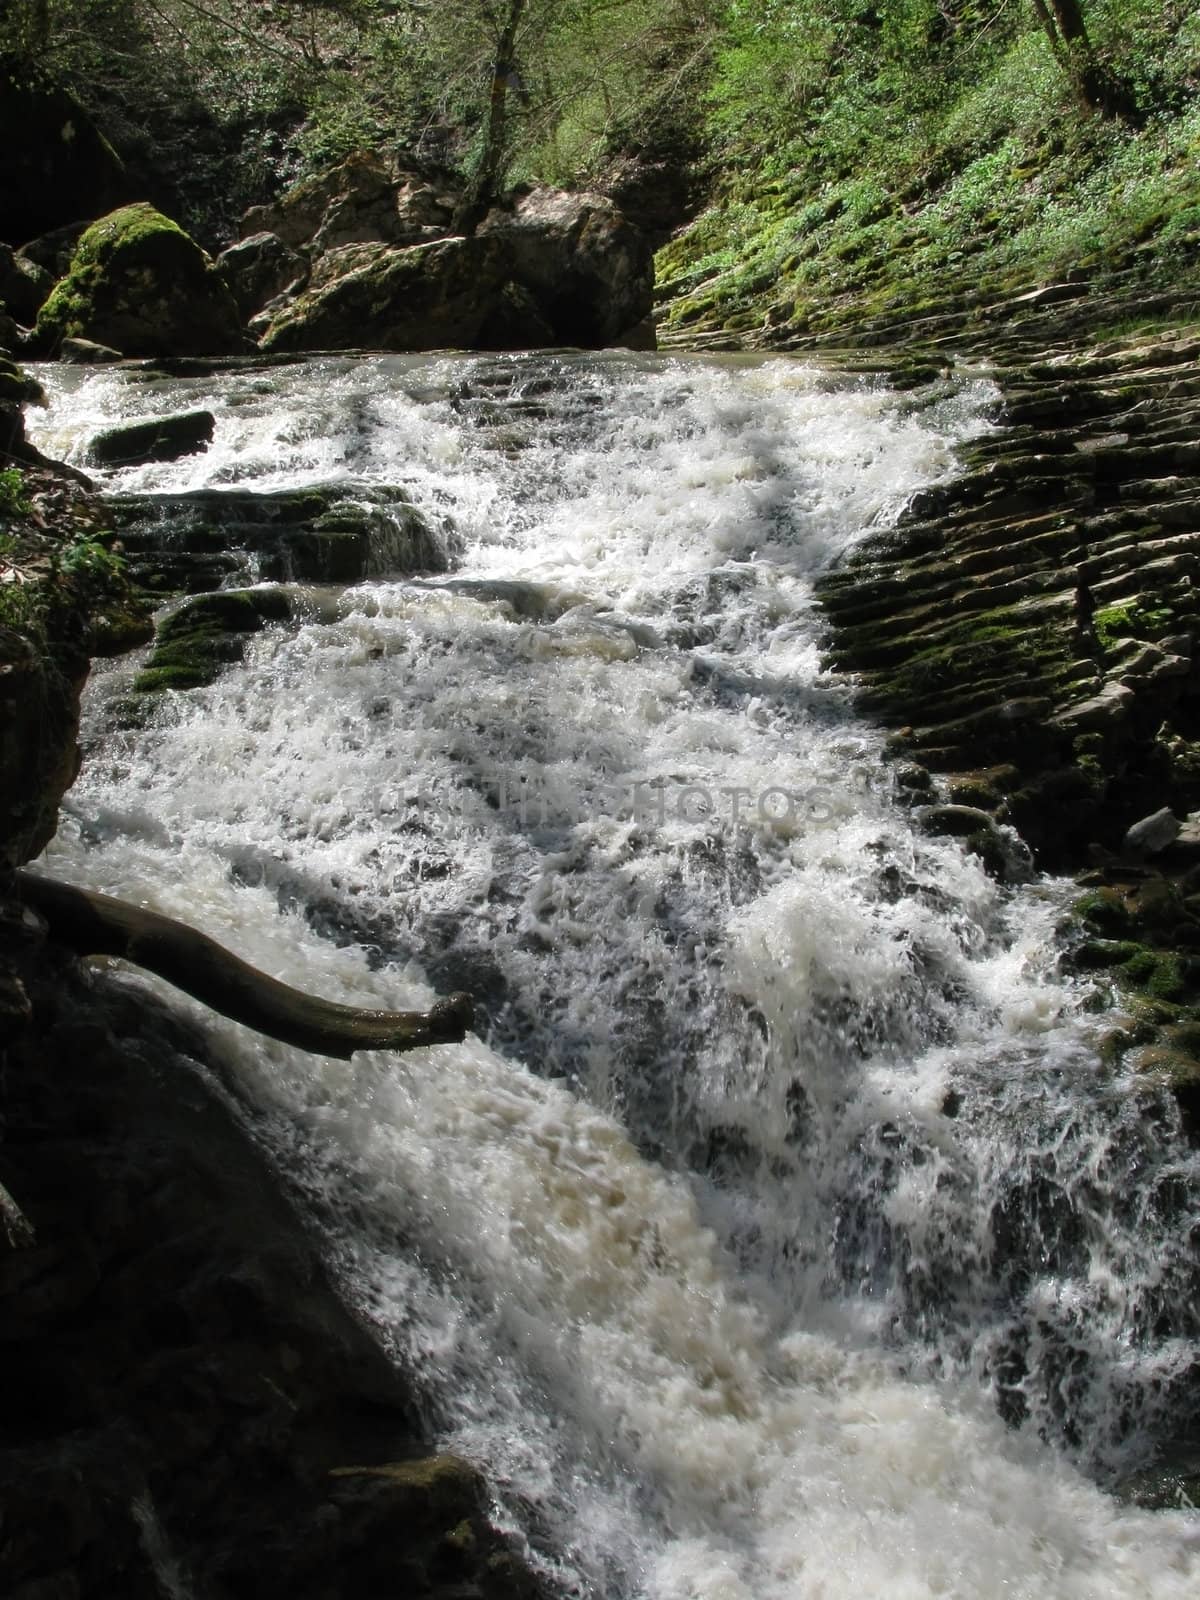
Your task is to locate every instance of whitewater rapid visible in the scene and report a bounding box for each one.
[29,353,1200,1597]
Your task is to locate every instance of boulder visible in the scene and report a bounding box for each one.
[479,187,655,347]
[258,235,510,354]
[87,409,215,468]
[34,204,244,358]
[134,587,292,694]
[0,353,44,407]
[0,56,129,245]
[244,156,654,353]
[61,336,125,364]
[1123,807,1182,857]
[216,231,307,320]
[915,803,1000,838]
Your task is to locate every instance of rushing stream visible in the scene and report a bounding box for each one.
[30,353,1200,1597]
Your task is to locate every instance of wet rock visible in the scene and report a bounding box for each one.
[60,336,124,364]
[1123,806,1182,856]
[108,485,446,593]
[133,586,290,694]
[0,353,44,406]
[916,803,999,838]
[34,204,244,359]
[87,409,215,468]
[1117,1441,1200,1510]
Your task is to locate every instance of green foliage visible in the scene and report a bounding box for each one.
[0,469,31,521]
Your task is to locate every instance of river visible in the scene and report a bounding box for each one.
[29,351,1200,1597]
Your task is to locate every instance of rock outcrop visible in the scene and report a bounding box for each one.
[242,153,654,353]
[479,188,655,347]
[241,152,458,256]
[258,234,512,354]
[34,203,244,358]
[818,328,1200,871]
[816,321,1200,1129]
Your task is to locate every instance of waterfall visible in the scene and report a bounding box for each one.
[29,352,1200,1598]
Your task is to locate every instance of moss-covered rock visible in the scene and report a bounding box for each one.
[87,409,215,468]
[258,235,510,354]
[34,204,244,358]
[133,587,291,694]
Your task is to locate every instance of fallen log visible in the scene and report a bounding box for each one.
[16,870,472,1059]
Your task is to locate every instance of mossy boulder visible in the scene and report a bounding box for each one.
[87,409,215,469]
[34,204,244,358]
[258,235,510,354]
[134,587,291,694]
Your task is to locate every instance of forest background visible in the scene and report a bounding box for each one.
[1,0,1196,338]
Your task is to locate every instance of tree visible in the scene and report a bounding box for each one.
[455,0,529,232]
[1028,0,1137,118]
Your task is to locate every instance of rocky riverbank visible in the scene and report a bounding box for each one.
[809,313,1200,1138]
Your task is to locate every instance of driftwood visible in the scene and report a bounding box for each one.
[17,871,472,1059]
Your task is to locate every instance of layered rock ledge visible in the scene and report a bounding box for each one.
[815,319,1200,1129]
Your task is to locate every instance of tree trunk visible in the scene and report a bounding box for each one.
[17,871,473,1059]
[455,0,527,236]
[1030,0,1136,118]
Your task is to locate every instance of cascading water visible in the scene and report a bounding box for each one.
[29,353,1200,1597]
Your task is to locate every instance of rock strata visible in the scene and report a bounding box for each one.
[815,320,1200,1128]
[108,484,447,598]
[818,327,1200,871]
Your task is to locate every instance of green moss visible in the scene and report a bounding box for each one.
[34,202,241,357]
[1073,889,1136,938]
[1088,601,1177,649]
[134,587,290,694]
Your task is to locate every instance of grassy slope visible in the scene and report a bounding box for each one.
[655,22,1200,350]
